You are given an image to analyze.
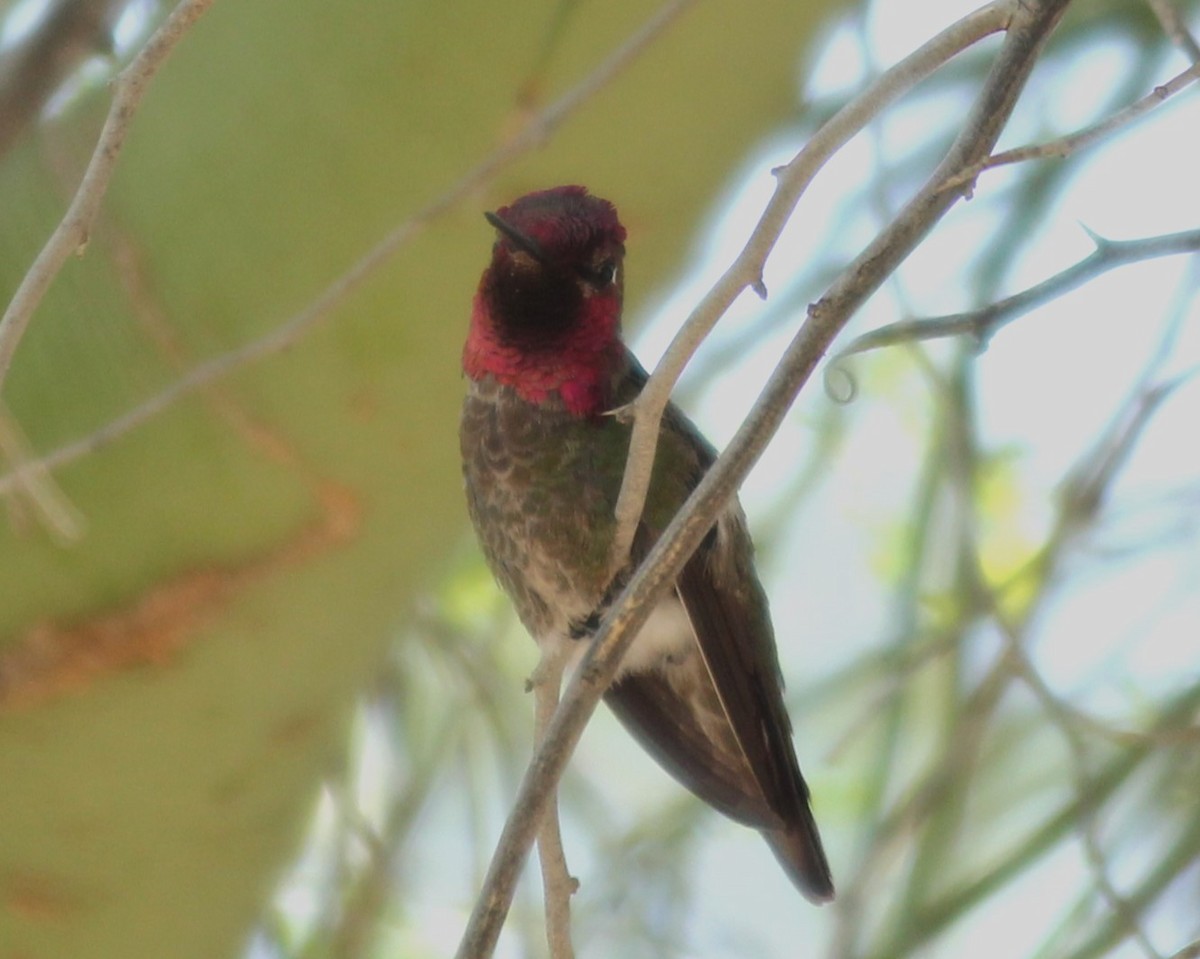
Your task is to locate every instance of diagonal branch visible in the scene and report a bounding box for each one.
[0,0,219,393]
[834,226,1200,359]
[0,0,698,500]
[876,682,1200,959]
[454,1,1075,956]
[940,60,1200,193]
[0,399,84,541]
[1143,0,1200,63]
[606,0,1015,576]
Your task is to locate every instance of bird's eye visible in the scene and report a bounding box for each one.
[575,257,619,289]
[591,259,618,287]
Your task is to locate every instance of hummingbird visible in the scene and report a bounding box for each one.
[459,185,833,902]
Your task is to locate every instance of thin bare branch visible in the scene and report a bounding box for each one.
[881,251,1200,958]
[1058,374,1190,530]
[1057,808,1200,959]
[1143,0,1200,63]
[325,706,461,959]
[877,682,1200,959]
[0,399,84,542]
[834,226,1200,359]
[941,61,1200,193]
[606,0,1015,575]
[0,0,218,393]
[454,2,1075,955]
[990,615,1165,959]
[0,0,697,500]
[530,651,577,959]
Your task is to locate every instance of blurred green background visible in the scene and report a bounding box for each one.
[0,1,837,956]
[3,1,1199,958]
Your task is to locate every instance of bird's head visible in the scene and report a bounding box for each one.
[465,186,629,416]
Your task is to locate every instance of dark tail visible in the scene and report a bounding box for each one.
[764,820,835,904]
